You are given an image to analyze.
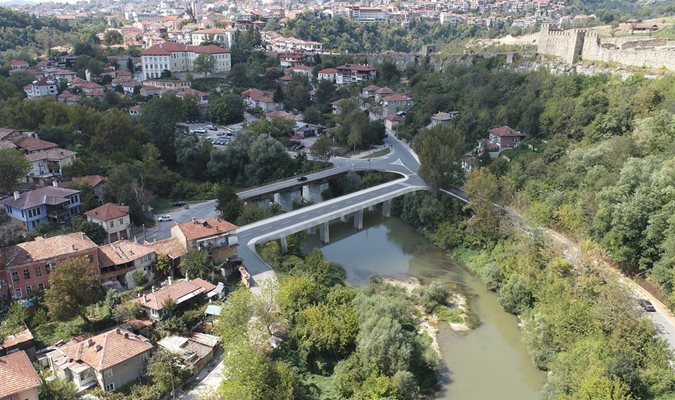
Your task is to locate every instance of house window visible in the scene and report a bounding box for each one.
[118,218,123,225]
[46,263,52,274]
[87,255,94,263]
[26,286,32,296]
[12,271,19,281]
[23,269,30,279]
[15,288,22,298]
[35,265,42,276]
[104,369,113,378]
[105,383,115,391]
[38,283,45,291]
[109,221,114,228]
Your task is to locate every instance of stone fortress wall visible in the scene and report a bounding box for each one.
[538,24,675,71]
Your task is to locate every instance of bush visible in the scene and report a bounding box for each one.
[414,281,449,312]
[498,274,534,315]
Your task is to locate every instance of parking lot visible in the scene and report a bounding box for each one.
[185,113,255,148]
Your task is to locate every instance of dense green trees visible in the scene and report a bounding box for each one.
[208,93,245,125]
[415,124,464,193]
[45,257,103,322]
[0,148,30,192]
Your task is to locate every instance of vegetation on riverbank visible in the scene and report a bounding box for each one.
[394,188,675,399]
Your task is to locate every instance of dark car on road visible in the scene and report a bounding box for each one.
[638,299,656,312]
[297,176,308,182]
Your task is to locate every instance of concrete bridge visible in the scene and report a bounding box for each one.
[235,135,428,283]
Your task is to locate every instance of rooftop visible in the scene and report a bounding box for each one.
[97,240,154,268]
[14,136,58,152]
[85,203,129,222]
[0,232,97,267]
[143,41,229,56]
[0,351,41,398]
[489,125,525,137]
[175,217,238,241]
[52,327,152,371]
[134,279,205,311]
[0,186,80,210]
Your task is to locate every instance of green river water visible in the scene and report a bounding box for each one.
[301,212,546,399]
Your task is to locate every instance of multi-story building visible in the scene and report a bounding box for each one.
[97,240,156,287]
[23,77,58,98]
[25,148,77,184]
[335,64,377,85]
[171,217,238,263]
[85,203,132,243]
[261,31,323,54]
[382,93,414,116]
[342,6,389,22]
[0,233,99,301]
[317,68,337,83]
[9,59,30,71]
[141,42,231,80]
[191,28,236,48]
[47,328,153,392]
[1,183,81,231]
[240,88,282,113]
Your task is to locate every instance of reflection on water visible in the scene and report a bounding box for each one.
[302,212,545,400]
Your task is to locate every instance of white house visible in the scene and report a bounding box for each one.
[318,68,337,83]
[85,202,132,243]
[191,28,236,48]
[141,42,231,80]
[23,77,58,98]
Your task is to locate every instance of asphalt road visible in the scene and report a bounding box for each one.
[138,199,219,243]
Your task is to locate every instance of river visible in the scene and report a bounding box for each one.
[301,213,545,399]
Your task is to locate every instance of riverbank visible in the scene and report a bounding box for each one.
[381,277,473,356]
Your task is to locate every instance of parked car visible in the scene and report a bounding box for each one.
[172,201,186,207]
[637,299,656,312]
[207,124,216,130]
[157,214,172,222]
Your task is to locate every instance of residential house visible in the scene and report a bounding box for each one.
[486,126,526,150]
[85,203,132,243]
[374,87,394,102]
[335,64,376,85]
[294,122,323,138]
[331,99,346,115]
[129,105,143,116]
[171,217,238,263]
[0,327,37,361]
[382,93,413,117]
[69,79,104,95]
[97,240,156,287]
[24,77,58,98]
[56,90,81,106]
[47,328,152,392]
[141,42,231,81]
[1,183,82,231]
[157,333,220,374]
[429,111,459,127]
[0,351,41,400]
[9,59,30,71]
[25,148,77,184]
[134,278,212,320]
[145,237,186,269]
[289,65,312,77]
[191,28,236,48]
[0,233,98,301]
[385,113,404,136]
[317,68,337,83]
[261,31,323,54]
[177,88,208,105]
[241,88,282,113]
[70,175,107,204]
[279,51,305,67]
[361,84,380,99]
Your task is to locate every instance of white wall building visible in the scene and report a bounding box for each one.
[24,77,58,98]
[342,7,389,23]
[191,28,236,48]
[141,42,231,80]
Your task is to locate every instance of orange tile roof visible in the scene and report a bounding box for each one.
[97,240,154,268]
[85,203,129,221]
[57,328,152,371]
[135,279,204,311]
[14,136,58,152]
[0,351,41,398]
[176,217,238,241]
[0,327,34,350]
[191,277,216,292]
[0,232,98,267]
[72,175,107,188]
[145,237,186,259]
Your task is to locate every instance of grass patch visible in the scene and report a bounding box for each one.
[151,198,171,213]
[433,304,464,324]
[359,147,391,159]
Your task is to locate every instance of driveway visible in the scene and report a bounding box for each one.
[137,200,219,243]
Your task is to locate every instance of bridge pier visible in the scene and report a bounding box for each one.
[302,183,327,204]
[354,209,363,230]
[306,226,316,235]
[340,214,348,223]
[382,199,391,218]
[319,222,330,243]
[368,205,375,212]
[256,198,272,209]
[279,236,288,254]
[273,192,295,212]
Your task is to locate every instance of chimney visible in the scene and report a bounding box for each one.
[168,276,173,286]
[52,180,58,187]
[95,344,102,352]
[115,328,121,334]
[86,338,93,347]
[151,286,155,293]
[143,294,148,303]
[13,191,19,200]
[192,217,196,224]
[81,233,86,240]
[123,333,129,339]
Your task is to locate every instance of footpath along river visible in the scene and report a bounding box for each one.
[302,212,545,399]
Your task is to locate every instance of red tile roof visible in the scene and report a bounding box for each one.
[489,126,525,137]
[97,240,154,268]
[175,217,238,241]
[319,68,337,74]
[56,328,152,371]
[0,351,41,397]
[0,328,34,350]
[383,93,412,102]
[72,175,107,188]
[135,279,204,310]
[14,136,58,152]
[0,186,80,209]
[85,203,129,221]
[143,42,229,56]
[337,64,376,72]
[0,232,97,267]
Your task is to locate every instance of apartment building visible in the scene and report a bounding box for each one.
[1,183,81,231]
[335,64,377,85]
[141,41,231,80]
[171,217,238,263]
[191,28,236,48]
[342,6,389,22]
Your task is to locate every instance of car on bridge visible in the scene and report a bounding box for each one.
[297,176,308,182]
